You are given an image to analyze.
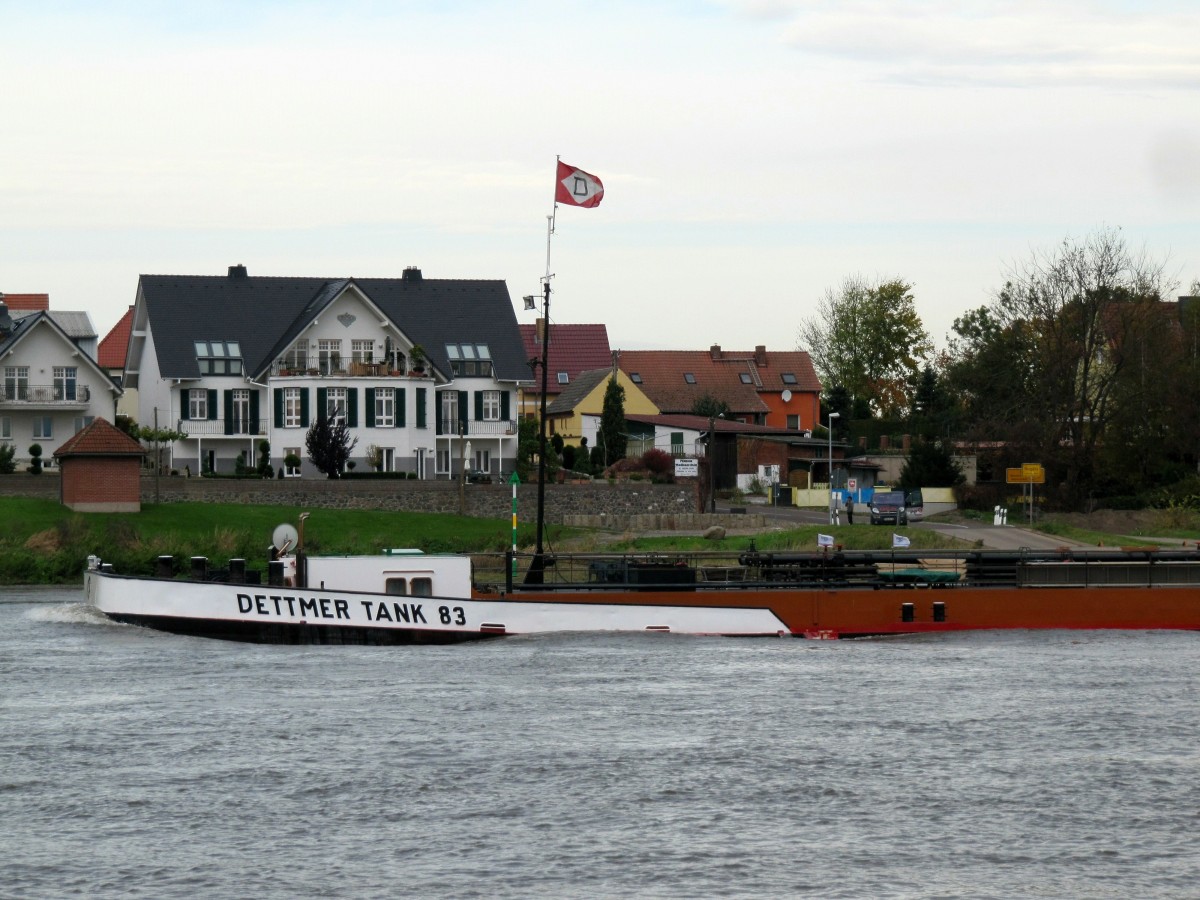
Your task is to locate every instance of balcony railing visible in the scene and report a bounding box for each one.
[176,418,268,437]
[0,384,91,405]
[437,418,518,437]
[271,361,416,378]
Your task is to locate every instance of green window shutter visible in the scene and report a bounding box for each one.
[274,389,283,428]
[316,388,328,421]
[416,388,426,428]
[458,391,468,432]
[474,391,483,421]
[207,389,218,420]
[180,390,190,421]
[249,391,260,433]
[398,388,406,428]
[347,388,358,428]
[300,388,310,427]
[223,391,234,435]
[365,388,376,428]
[500,391,510,421]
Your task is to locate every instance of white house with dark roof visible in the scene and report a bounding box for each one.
[0,299,121,466]
[125,265,530,478]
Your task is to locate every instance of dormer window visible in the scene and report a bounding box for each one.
[446,343,493,377]
[195,340,243,376]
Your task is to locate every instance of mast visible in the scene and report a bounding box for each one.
[526,165,558,584]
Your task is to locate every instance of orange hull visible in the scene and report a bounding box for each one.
[483,584,1200,637]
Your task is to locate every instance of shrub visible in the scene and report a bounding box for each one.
[27,444,43,475]
[642,448,673,475]
[0,444,15,475]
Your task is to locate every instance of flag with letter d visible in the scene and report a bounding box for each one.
[817,533,834,548]
[555,160,604,208]
[892,533,911,548]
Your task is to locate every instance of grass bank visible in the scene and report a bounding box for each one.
[0,498,559,585]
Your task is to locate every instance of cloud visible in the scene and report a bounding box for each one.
[725,0,1200,88]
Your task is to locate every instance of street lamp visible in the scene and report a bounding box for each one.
[827,411,840,524]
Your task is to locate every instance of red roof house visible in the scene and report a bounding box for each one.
[518,321,612,418]
[618,344,822,431]
[98,305,134,371]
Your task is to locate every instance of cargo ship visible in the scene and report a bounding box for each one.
[84,541,1200,644]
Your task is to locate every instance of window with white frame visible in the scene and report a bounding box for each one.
[283,341,308,371]
[188,389,208,420]
[53,367,78,401]
[3,366,28,401]
[445,343,493,377]
[326,387,346,422]
[481,390,501,421]
[73,416,94,433]
[319,339,342,374]
[473,449,491,473]
[231,389,251,434]
[1,417,10,439]
[284,387,302,427]
[33,416,52,439]
[436,448,450,475]
[352,340,374,363]
[285,446,302,477]
[375,387,394,427]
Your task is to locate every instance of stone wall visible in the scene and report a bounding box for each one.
[0,473,707,526]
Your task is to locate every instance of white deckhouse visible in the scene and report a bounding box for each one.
[124,265,530,478]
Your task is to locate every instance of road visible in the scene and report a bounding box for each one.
[727,502,1092,551]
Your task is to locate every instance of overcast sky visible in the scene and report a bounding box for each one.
[3,0,1198,353]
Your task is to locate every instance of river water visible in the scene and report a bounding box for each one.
[3,586,1199,899]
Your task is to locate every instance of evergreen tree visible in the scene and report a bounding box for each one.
[898,440,963,491]
[305,416,357,479]
[599,377,627,466]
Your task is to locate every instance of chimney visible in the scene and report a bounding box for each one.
[710,344,722,360]
[0,300,13,338]
[402,266,423,282]
[228,264,248,279]
[754,345,767,366]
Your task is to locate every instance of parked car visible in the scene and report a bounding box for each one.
[870,490,908,525]
[466,469,492,484]
[906,489,924,519]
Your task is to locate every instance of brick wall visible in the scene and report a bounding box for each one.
[60,458,141,511]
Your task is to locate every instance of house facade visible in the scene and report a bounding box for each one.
[125,266,530,479]
[0,300,121,466]
[545,368,658,445]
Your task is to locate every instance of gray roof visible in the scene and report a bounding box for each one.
[0,311,119,391]
[13,309,96,339]
[138,268,531,382]
[546,367,614,415]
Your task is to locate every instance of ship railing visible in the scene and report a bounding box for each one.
[475,547,1200,594]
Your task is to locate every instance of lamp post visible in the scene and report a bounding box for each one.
[707,412,723,513]
[827,411,840,524]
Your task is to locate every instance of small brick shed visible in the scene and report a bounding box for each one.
[53,418,145,512]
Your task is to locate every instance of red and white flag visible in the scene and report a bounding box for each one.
[555,160,604,208]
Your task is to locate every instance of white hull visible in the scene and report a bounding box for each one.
[84,570,790,642]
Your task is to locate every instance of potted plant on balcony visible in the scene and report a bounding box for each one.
[409,344,427,375]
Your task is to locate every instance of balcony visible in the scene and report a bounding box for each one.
[177,418,268,437]
[437,418,518,437]
[270,359,416,378]
[0,384,92,408]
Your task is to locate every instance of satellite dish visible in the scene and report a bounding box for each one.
[781,389,793,402]
[272,523,299,553]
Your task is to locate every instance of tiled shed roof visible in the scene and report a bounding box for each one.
[53,418,145,458]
